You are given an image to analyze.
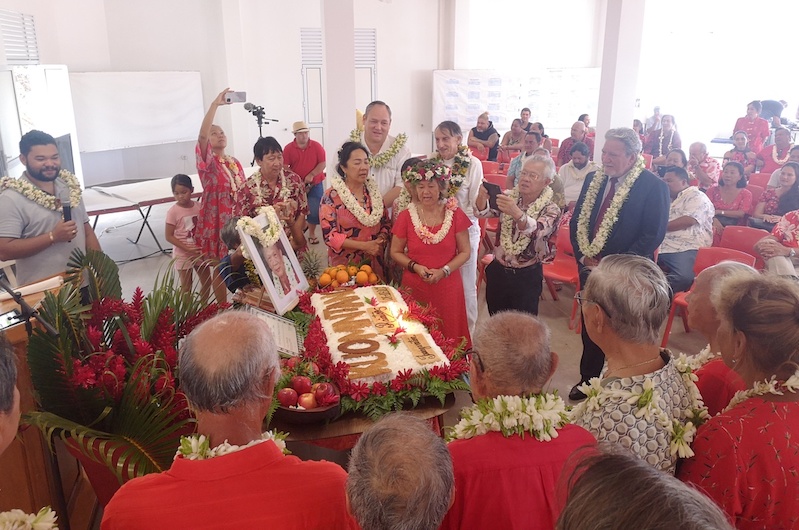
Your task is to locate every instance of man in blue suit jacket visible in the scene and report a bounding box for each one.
[568,127,670,401]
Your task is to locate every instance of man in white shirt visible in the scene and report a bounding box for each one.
[505,131,541,189]
[657,166,714,293]
[558,142,600,205]
[766,145,799,188]
[350,101,411,206]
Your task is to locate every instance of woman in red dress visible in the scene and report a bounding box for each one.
[705,161,753,245]
[722,131,757,176]
[678,274,799,529]
[195,88,249,302]
[390,159,472,347]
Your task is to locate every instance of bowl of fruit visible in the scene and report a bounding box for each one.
[317,263,379,289]
[272,358,341,424]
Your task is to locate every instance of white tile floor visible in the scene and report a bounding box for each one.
[92,200,707,410]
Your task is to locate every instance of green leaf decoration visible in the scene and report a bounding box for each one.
[65,248,122,302]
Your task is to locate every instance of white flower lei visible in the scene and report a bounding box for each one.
[349,129,408,169]
[722,367,799,414]
[394,187,412,215]
[177,430,290,460]
[570,354,709,458]
[236,206,282,259]
[0,507,58,529]
[247,168,293,205]
[772,144,793,165]
[433,145,471,197]
[678,344,719,372]
[575,156,646,259]
[500,186,554,257]
[0,170,81,211]
[408,200,456,245]
[446,393,569,442]
[330,175,384,227]
[222,155,244,193]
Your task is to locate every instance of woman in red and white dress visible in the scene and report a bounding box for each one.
[195,88,249,303]
[390,159,472,347]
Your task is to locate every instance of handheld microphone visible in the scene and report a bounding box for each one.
[61,194,71,222]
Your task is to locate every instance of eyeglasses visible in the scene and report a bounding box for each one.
[519,170,543,180]
[574,291,611,317]
[465,348,485,372]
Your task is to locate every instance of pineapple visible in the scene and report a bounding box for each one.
[301,249,325,289]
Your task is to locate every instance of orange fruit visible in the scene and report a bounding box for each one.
[355,271,368,285]
[318,273,332,287]
[359,264,373,274]
[368,272,379,284]
[331,280,340,288]
[347,265,359,277]
[335,269,350,284]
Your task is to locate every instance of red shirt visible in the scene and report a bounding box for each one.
[694,358,745,416]
[734,116,770,153]
[283,138,326,185]
[557,136,594,167]
[757,144,793,174]
[440,426,596,530]
[101,440,356,530]
[678,399,799,529]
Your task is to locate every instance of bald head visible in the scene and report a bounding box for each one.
[472,311,555,397]
[179,311,279,413]
[687,261,759,338]
[570,121,586,141]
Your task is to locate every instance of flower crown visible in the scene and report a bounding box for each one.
[402,159,452,184]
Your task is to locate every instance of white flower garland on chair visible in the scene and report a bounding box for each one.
[575,156,646,259]
[329,176,384,227]
[499,186,553,257]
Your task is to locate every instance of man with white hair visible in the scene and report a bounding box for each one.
[441,312,595,529]
[347,413,454,530]
[687,142,720,190]
[102,312,355,529]
[568,128,670,401]
[350,101,411,207]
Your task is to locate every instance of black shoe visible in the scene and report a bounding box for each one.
[569,383,587,401]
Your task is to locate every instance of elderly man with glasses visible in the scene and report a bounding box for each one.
[440,311,595,530]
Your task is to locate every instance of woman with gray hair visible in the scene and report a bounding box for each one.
[475,155,561,315]
[569,255,706,474]
[678,274,799,529]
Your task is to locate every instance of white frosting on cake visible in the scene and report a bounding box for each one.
[310,286,450,383]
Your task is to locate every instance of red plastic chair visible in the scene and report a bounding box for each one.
[748,172,771,188]
[746,184,764,207]
[542,224,581,332]
[717,225,770,269]
[550,138,560,148]
[642,153,653,169]
[481,161,500,174]
[551,147,559,160]
[469,146,488,161]
[660,246,757,347]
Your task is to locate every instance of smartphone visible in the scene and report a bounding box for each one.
[482,181,502,210]
[224,91,246,104]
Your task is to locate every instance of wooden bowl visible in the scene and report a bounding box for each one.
[274,400,341,424]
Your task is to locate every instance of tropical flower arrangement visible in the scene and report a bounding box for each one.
[433,144,471,197]
[24,249,228,485]
[275,286,470,420]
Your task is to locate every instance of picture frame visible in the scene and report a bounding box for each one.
[237,213,309,315]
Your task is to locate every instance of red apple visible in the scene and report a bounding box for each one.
[298,392,318,410]
[291,375,313,395]
[286,357,301,370]
[276,387,298,407]
[313,382,335,402]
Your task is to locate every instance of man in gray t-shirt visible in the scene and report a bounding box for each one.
[0,130,101,286]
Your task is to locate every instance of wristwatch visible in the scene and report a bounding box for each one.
[789,248,796,258]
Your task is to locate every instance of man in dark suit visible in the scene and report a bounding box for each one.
[568,127,670,401]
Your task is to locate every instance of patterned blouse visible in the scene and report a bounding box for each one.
[244,169,308,238]
[572,351,693,474]
[477,198,560,268]
[772,209,799,248]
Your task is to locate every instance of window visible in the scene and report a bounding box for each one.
[0,10,39,65]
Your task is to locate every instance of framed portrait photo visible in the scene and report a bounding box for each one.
[238,213,309,315]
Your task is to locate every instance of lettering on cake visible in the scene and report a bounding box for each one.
[339,339,381,355]
[372,286,397,304]
[400,334,439,366]
[347,351,392,379]
[367,306,399,333]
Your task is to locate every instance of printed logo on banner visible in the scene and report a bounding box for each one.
[446,91,458,98]
[488,103,500,111]
[467,104,481,112]
[488,91,501,99]
[446,78,460,85]
[468,79,480,85]
[445,104,458,110]
[467,91,480,100]
[488,78,502,86]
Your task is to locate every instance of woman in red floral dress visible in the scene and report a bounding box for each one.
[195,88,249,302]
[678,274,799,529]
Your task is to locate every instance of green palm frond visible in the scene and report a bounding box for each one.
[65,248,122,302]
[27,284,106,425]
[140,268,206,341]
[24,355,195,483]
